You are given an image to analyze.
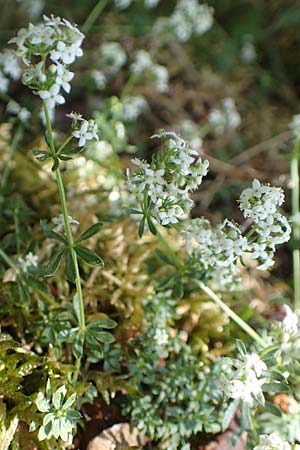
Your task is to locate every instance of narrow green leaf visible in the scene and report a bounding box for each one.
[73,293,80,323]
[58,155,72,161]
[62,147,82,155]
[124,208,143,215]
[37,154,49,162]
[263,382,290,394]
[138,216,145,238]
[174,277,183,299]
[222,399,239,431]
[240,401,253,431]
[44,131,51,149]
[66,251,76,284]
[40,221,67,244]
[43,248,66,277]
[51,158,59,172]
[88,319,117,330]
[77,223,103,243]
[75,245,104,266]
[147,217,157,235]
[236,339,247,357]
[72,330,85,359]
[155,249,173,266]
[95,331,115,344]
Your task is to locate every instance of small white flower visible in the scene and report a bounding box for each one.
[254,432,292,450]
[18,252,39,273]
[208,97,241,134]
[38,83,65,109]
[50,40,83,65]
[283,305,298,336]
[53,64,74,93]
[72,119,99,147]
[154,328,169,346]
[52,214,79,232]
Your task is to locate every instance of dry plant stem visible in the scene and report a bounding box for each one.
[291,137,300,309]
[155,227,266,348]
[82,0,109,33]
[43,102,86,376]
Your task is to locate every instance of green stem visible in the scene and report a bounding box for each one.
[155,227,181,270]
[155,228,266,347]
[291,137,300,309]
[0,248,15,268]
[56,134,73,156]
[43,102,86,379]
[55,168,86,331]
[195,280,266,348]
[82,0,109,33]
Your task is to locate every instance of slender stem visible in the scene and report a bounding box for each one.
[195,280,266,348]
[56,134,73,156]
[155,228,266,347]
[155,227,181,269]
[0,248,15,268]
[43,101,86,380]
[291,137,300,309]
[55,168,85,331]
[82,0,109,33]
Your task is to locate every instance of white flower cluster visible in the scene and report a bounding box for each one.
[239,179,291,270]
[127,131,209,226]
[66,112,99,147]
[220,351,267,404]
[253,432,299,450]
[130,50,169,93]
[52,214,79,232]
[18,252,39,273]
[121,95,147,122]
[99,41,127,76]
[182,218,248,289]
[208,97,241,134]
[6,99,31,123]
[0,49,22,93]
[277,305,300,365]
[289,114,300,138]
[9,15,84,115]
[155,0,213,43]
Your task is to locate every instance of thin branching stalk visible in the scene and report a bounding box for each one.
[82,0,109,33]
[291,137,300,309]
[155,228,266,348]
[195,281,266,348]
[43,102,86,377]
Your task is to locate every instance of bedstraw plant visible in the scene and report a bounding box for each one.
[0,6,300,450]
